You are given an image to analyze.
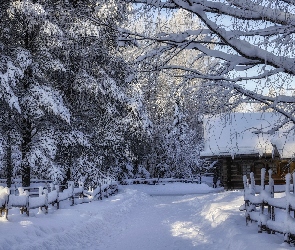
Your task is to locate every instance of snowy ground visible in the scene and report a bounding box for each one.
[0,183,292,250]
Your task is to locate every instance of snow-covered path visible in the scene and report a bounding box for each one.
[0,184,291,250]
[102,189,287,250]
[102,194,204,250]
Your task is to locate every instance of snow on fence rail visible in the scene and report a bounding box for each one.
[0,179,118,219]
[241,168,295,244]
[120,177,202,185]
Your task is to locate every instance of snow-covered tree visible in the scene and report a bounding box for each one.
[123,7,207,177]
[0,0,139,186]
[0,1,73,186]
[118,7,209,177]
[128,0,295,131]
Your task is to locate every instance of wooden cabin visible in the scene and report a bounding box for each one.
[200,113,295,189]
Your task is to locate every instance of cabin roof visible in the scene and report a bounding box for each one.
[200,112,295,159]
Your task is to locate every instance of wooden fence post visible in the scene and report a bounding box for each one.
[243,175,247,190]
[284,174,292,243]
[3,187,9,220]
[250,172,255,194]
[293,172,295,218]
[50,183,54,193]
[25,190,29,216]
[258,168,266,233]
[78,181,84,199]
[18,187,24,214]
[268,169,274,198]
[55,185,60,209]
[10,186,15,195]
[38,187,43,214]
[261,168,265,191]
[267,169,275,224]
[104,180,107,197]
[243,175,250,226]
[99,181,102,200]
[67,181,74,206]
[44,189,48,214]
[18,187,29,216]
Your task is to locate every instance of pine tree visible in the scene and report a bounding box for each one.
[0,0,133,186]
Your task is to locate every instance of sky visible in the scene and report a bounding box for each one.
[131,3,295,96]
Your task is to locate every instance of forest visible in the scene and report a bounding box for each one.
[0,0,295,187]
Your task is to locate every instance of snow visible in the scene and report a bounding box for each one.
[24,85,71,123]
[267,196,287,209]
[58,189,70,202]
[0,187,9,206]
[9,194,27,207]
[267,213,295,236]
[201,112,295,158]
[29,195,46,209]
[48,190,58,204]
[0,183,292,249]
[130,183,223,196]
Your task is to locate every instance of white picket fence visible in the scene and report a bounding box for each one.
[0,179,118,219]
[241,168,295,244]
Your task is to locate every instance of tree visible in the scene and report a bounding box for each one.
[165,100,201,178]
[0,0,137,186]
[0,1,74,186]
[128,0,295,131]
[122,7,207,177]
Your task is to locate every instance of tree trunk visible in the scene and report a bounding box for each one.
[20,48,33,187]
[6,133,12,188]
[21,118,32,187]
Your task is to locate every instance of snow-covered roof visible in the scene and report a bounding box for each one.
[200,112,295,159]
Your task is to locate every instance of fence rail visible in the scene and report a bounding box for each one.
[0,179,118,219]
[120,177,203,185]
[241,168,295,244]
